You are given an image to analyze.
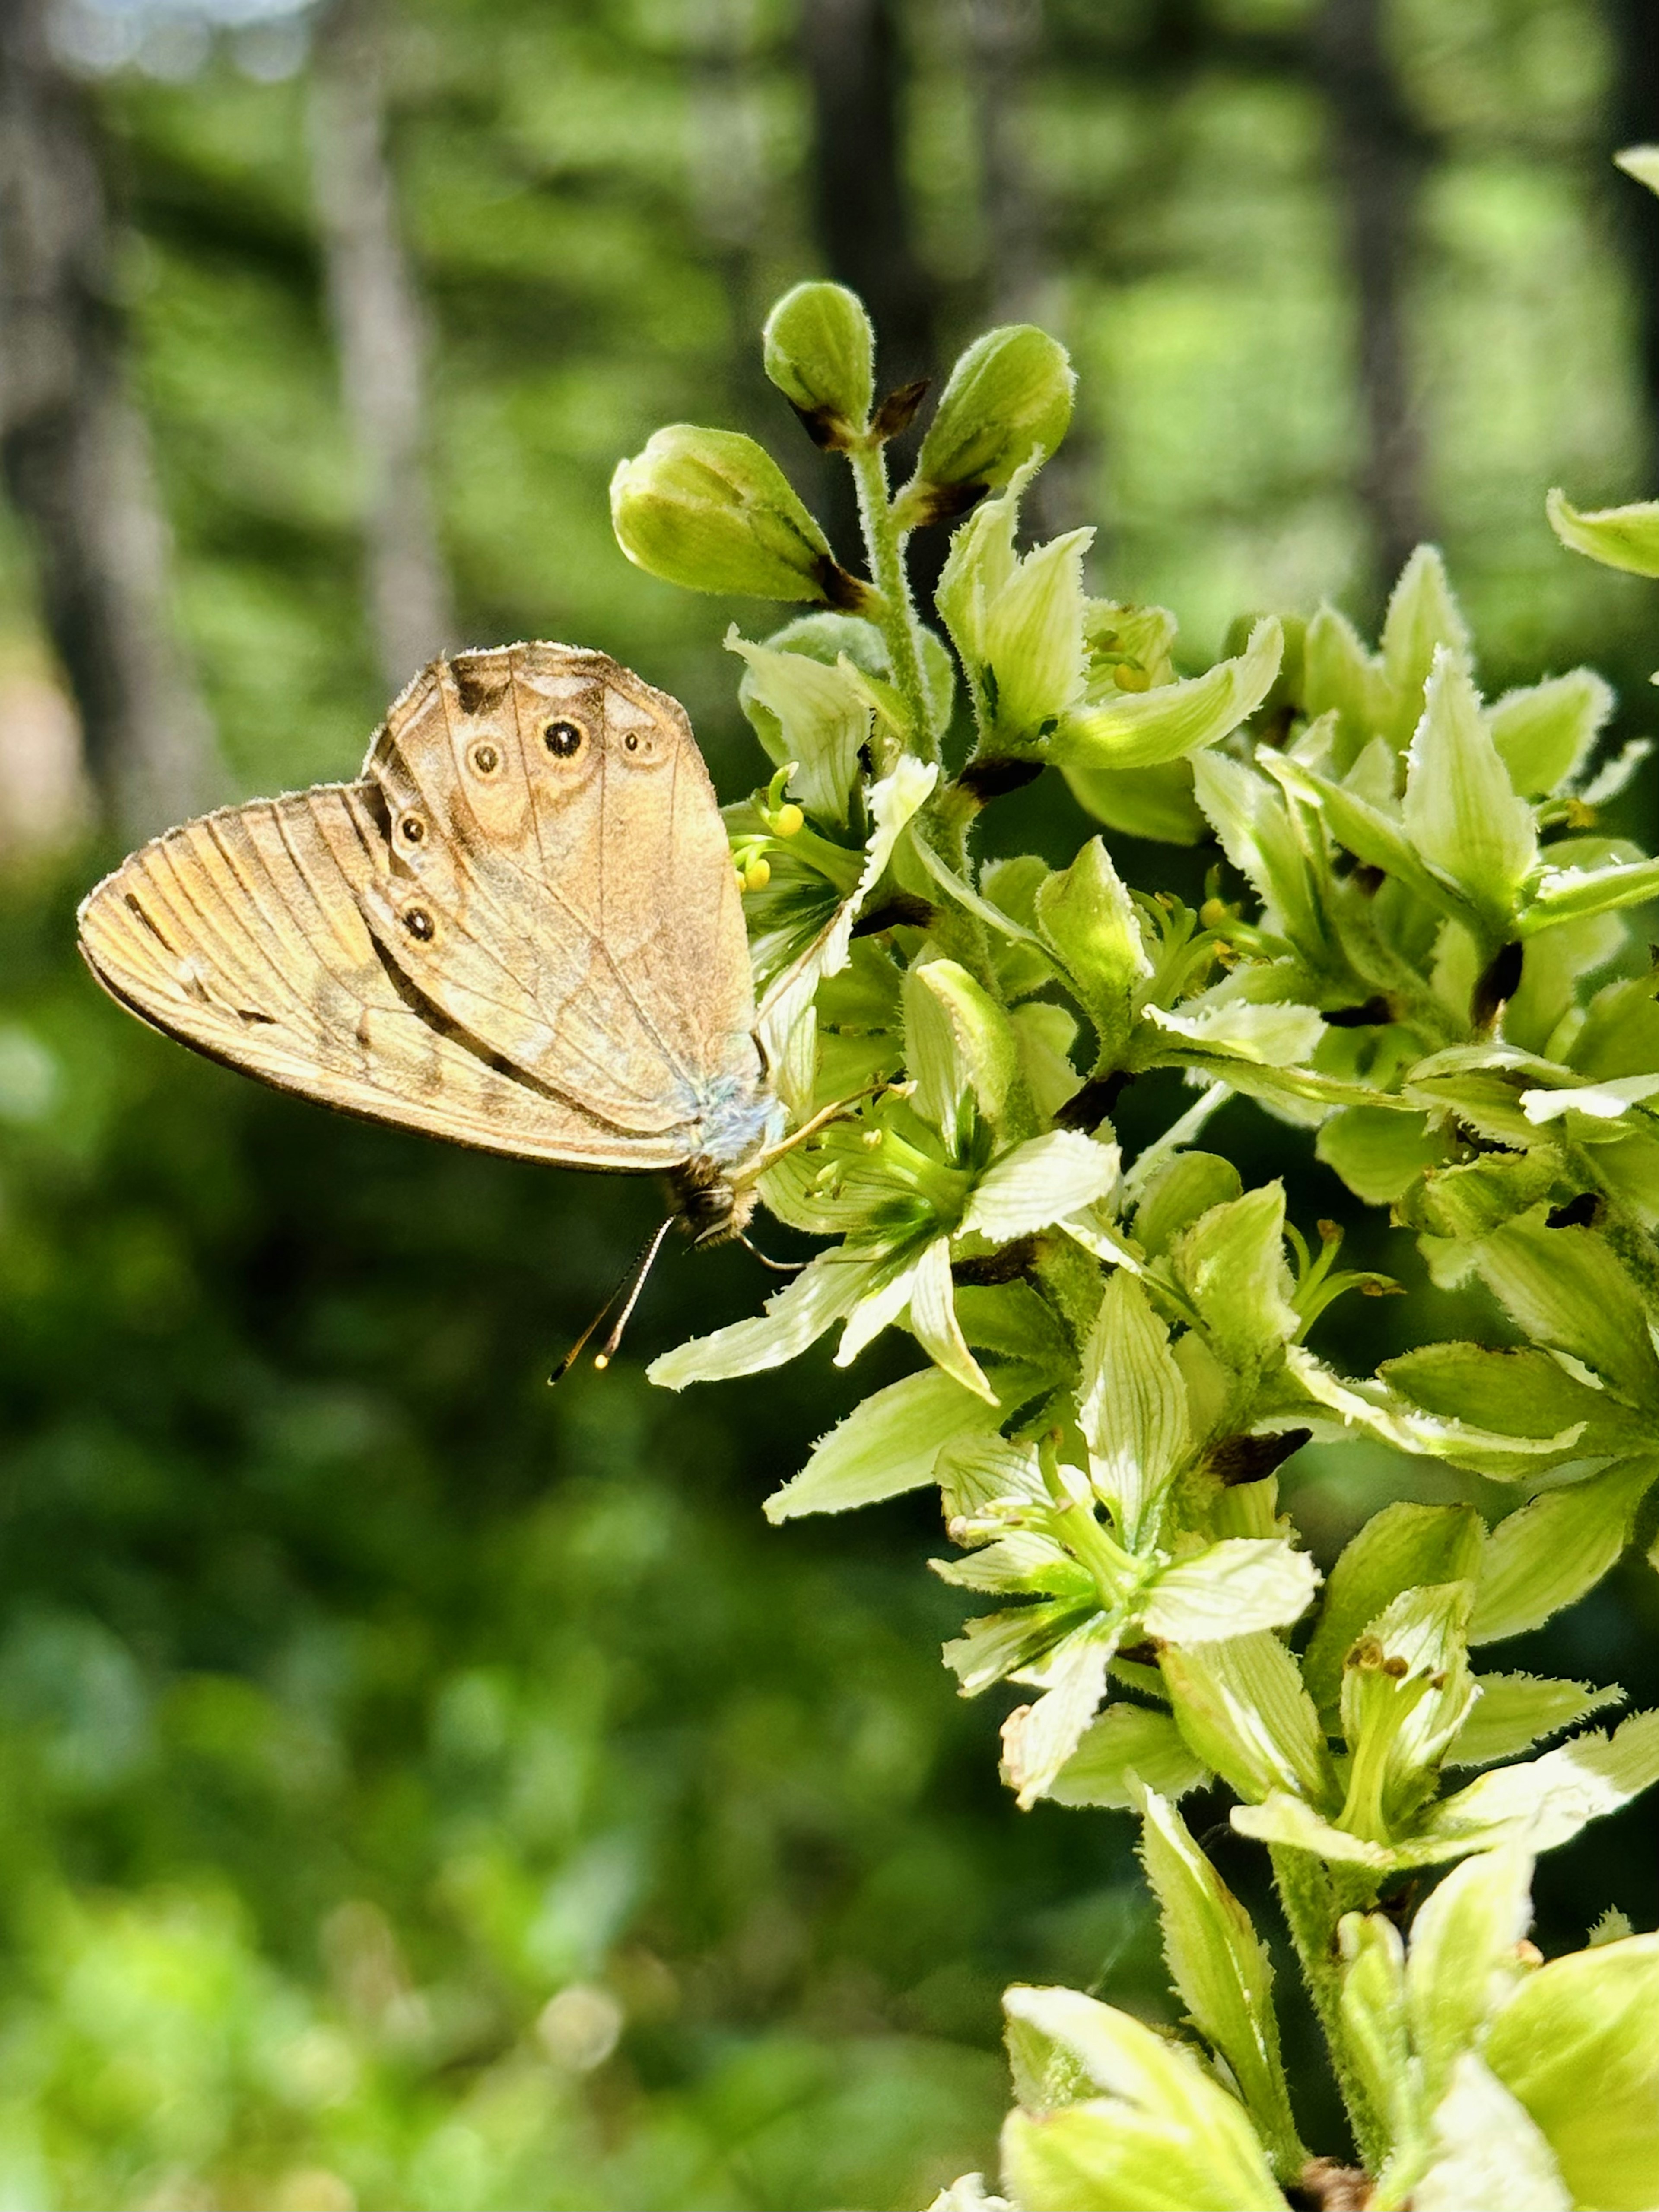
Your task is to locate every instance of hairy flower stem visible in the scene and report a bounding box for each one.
[1270,1846,1389,2178]
[849,440,934,763]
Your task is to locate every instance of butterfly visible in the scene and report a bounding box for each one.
[77,643,796,1362]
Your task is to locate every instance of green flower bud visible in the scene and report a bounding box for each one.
[896,326,1075,526]
[610,425,872,607]
[762,282,874,448]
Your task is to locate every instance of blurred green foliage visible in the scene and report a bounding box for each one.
[0,1,1657,2206]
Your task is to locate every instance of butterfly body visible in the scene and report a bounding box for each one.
[78,644,784,1241]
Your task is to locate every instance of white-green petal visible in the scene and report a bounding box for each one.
[1422,1708,1659,1855]
[1139,1539,1320,1643]
[1046,1704,1211,1809]
[1402,649,1536,925]
[1079,1271,1189,1547]
[1048,618,1284,773]
[651,1249,881,1390]
[909,1233,995,1401]
[763,1362,1025,1522]
[755,753,938,1109]
[1001,1630,1117,1809]
[959,1130,1121,1244]
[1519,1072,1659,1122]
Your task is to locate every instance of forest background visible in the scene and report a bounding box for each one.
[1,1,1658,2207]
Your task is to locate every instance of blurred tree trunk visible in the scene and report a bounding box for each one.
[309,0,453,697]
[685,0,773,432]
[966,0,1042,324]
[799,0,943,588]
[0,0,219,840]
[799,0,937,388]
[1313,0,1432,597]
[1606,0,1659,486]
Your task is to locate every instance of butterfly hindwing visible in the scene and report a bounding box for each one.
[77,643,768,1178]
[364,646,760,1129]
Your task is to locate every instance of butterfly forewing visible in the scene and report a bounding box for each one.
[77,644,768,1178]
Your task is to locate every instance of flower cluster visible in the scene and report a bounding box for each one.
[610,247,1659,2209]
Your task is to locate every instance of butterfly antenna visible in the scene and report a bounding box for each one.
[549,1214,677,1385]
[737,1230,803,1274]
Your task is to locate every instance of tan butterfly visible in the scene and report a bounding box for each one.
[77,643,796,1361]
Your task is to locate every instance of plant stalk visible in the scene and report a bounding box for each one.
[849,439,934,762]
[1269,1844,1389,2179]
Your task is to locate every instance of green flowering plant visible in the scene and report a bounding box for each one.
[610,180,1659,2211]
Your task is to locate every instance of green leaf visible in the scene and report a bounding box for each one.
[1381,546,1471,736]
[764,1363,1036,1521]
[1615,143,1659,198]
[762,280,874,439]
[934,1531,1095,1599]
[954,1281,1074,1371]
[1047,1704,1211,1809]
[611,424,858,603]
[1337,1914,1413,2152]
[1520,853,1659,933]
[905,325,1075,507]
[946,1599,1093,1697]
[1410,2054,1572,2212]
[1228,1793,1392,1869]
[1280,1346,1583,1478]
[1405,1843,1535,2117]
[1191,749,1326,957]
[1140,1540,1319,1643]
[1001,2102,1286,2212]
[756,753,938,1112]
[1471,1458,1657,1643]
[1401,651,1536,928]
[1126,1154,1238,1260]
[1011,1002,1084,1119]
[727,625,870,823]
[1079,1272,1190,1548]
[1262,752,1460,919]
[936,1431,1049,1520]
[1485,1933,1659,2210]
[1301,603,1394,764]
[1474,1212,1659,1404]
[1316,1107,1449,1206]
[1049,620,1283,774]
[1487,669,1613,797]
[1168,1184,1298,1377]
[1160,1633,1334,1806]
[1547,485,1659,579]
[1380,1342,1619,1455]
[1064,758,1210,844]
[1447,1674,1625,1767]
[1302,1503,1484,1714]
[1033,838,1153,1065]
[904,958,1022,1142]
[960,1130,1121,1245]
[1136,1790,1303,2174]
[999,1987,1288,2212]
